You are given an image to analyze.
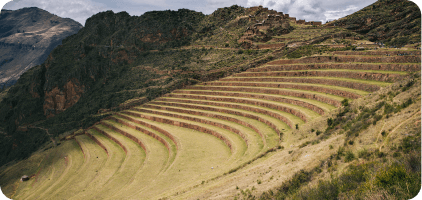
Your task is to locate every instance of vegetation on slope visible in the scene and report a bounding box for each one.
[332,0,421,46]
[248,74,421,200]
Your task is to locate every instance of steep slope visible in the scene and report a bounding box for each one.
[330,0,421,46]
[0,7,83,88]
[0,6,264,166]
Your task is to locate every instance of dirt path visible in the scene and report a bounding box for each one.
[374,122,386,150]
[379,111,421,151]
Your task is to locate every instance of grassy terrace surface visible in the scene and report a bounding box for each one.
[199,82,364,99]
[180,89,336,112]
[68,129,126,200]
[154,98,294,131]
[221,77,390,87]
[251,63,421,73]
[143,103,279,148]
[84,124,146,199]
[137,106,265,156]
[237,69,409,75]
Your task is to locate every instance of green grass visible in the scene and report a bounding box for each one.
[140,106,265,157]
[106,116,233,199]
[153,98,292,134]
[125,109,247,158]
[209,81,370,96]
[82,124,145,199]
[240,69,409,75]
[179,89,336,112]
[146,102,280,148]
[230,76,391,87]
[193,84,348,102]
[169,92,319,122]
[109,115,177,170]
[161,96,305,126]
[44,135,108,199]
[20,140,85,200]
[68,129,126,200]
[143,104,275,151]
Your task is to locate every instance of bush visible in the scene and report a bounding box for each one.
[358,148,371,159]
[341,99,349,107]
[375,163,419,197]
[295,124,299,129]
[345,151,355,162]
[316,130,322,136]
[327,118,334,126]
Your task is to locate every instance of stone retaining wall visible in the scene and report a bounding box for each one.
[156,97,294,128]
[267,56,421,65]
[202,82,361,99]
[113,113,179,150]
[92,126,128,154]
[332,51,421,55]
[249,63,421,72]
[143,104,267,142]
[131,107,250,146]
[256,43,285,49]
[74,137,85,158]
[164,93,308,122]
[122,110,233,152]
[220,77,380,92]
[109,116,172,154]
[176,89,325,115]
[85,131,109,155]
[186,86,341,106]
[233,71,402,82]
[100,121,148,153]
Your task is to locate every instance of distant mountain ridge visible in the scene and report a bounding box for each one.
[0,7,83,88]
[329,0,420,46]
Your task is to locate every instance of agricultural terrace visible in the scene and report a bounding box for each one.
[0,48,420,199]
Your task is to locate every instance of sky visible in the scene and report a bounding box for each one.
[2,0,382,25]
[0,0,421,26]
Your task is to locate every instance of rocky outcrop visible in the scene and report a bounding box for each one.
[0,7,82,88]
[43,78,85,118]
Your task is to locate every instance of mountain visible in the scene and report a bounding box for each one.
[0,7,83,88]
[329,0,420,46]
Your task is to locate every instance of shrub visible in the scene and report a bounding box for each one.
[295,124,299,129]
[341,99,349,107]
[374,164,418,196]
[358,148,371,159]
[345,151,355,162]
[381,130,388,136]
[316,130,322,136]
[327,118,334,126]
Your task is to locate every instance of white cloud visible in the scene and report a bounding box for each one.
[244,0,377,23]
[3,0,107,25]
[324,5,359,22]
[2,0,379,25]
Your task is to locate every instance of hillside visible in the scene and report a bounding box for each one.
[0,7,83,88]
[0,2,420,200]
[330,0,421,46]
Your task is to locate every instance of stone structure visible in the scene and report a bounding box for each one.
[157,97,294,129]
[221,77,381,92]
[202,81,362,99]
[21,175,30,181]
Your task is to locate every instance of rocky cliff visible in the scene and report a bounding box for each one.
[0,7,83,88]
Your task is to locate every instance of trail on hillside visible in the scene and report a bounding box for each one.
[379,111,421,151]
